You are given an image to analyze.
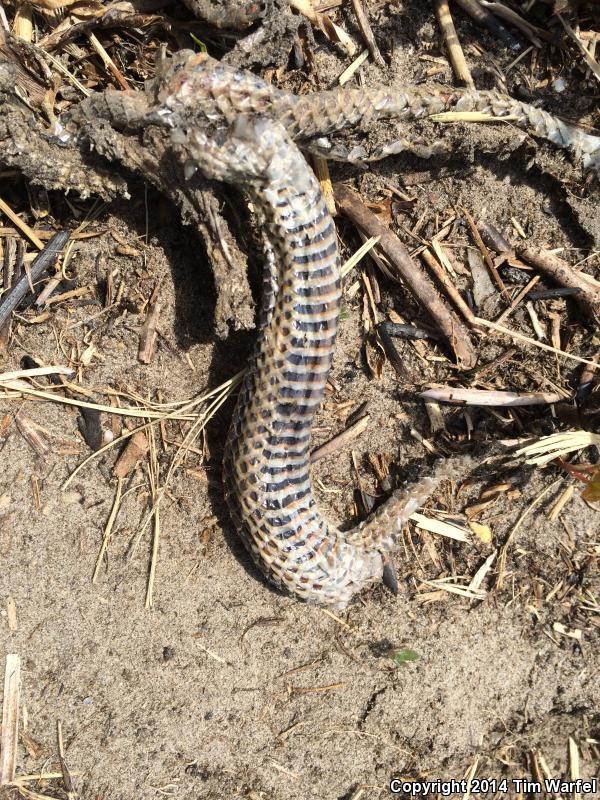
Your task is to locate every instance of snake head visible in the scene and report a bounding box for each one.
[172,114,305,189]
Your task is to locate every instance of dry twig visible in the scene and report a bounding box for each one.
[0,654,21,785]
[462,207,507,296]
[0,197,44,250]
[335,183,477,368]
[0,230,70,330]
[310,414,370,462]
[453,0,521,50]
[517,246,600,322]
[421,248,477,326]
[350,0,384,66]
[433,0,474,87]
[420,386,564,406]
[138,281,162,364]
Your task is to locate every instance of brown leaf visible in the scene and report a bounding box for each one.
[581,467,600,502]
[366,199,393,226]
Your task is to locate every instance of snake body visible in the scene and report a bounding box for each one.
[150,53,597,606]
[156,53,600,173]
[156,56,469,606]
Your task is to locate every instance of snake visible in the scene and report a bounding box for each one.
[144,52,598,608]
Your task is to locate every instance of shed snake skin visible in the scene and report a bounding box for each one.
[148,52,598,607]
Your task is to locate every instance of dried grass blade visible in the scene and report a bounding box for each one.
[341,235,380,278]
[0,365,73,382]
[514,431,600,465]
[92,478,123,583]
[0,654,21,785]
[411,512,469,541]
[419,578,486,599]
[475,316,599,367]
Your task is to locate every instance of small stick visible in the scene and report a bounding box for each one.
[92,477,123,582]
[420,386,563,406]
[579,348,599,388]
[145,425,160,609]
[2,236,16,289]
[0,197,44,250]
[337,49,369,85]
[35,274,63,306]
[568,737,581,795]
[378,321,437,340]
[453,0,521,51]
[335,183,477,368]
[310,414,370,462]
[528,287,581,301]
[15,411,49,456]
[433,0,474,88]
[377,321,437,375]
[0,365,73,382]
[494,275,540,325]
[525,300,545,340]
[56,721,76,800]
[558,13,600,85]
[548,484,574,522]
[87,32,130,91]
[479,1,548,46]
[0,5,9,31]
[138,281,162,364]
[44,286,91,306]
[475,316,599,367]
[42,48,91,98]
[549,312,561,352]
[0,227,101,241]
[0,654,21,785]
[517,246,600,321]
[311,155,336,215]
[376,324,405,376]
[421,248,477,325]
[113,430,149,479]
[350,0,384,66]
[289,0,356,56]
[0,230,70,330]
[20,239,32,293]
[462,207,508,296]
[477,221,512,255]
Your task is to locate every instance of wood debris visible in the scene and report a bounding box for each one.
[421,386,564,406]
[335,183,477,368]
[0,654,21,785]
[138,281,162,365]
[113,429,149,479]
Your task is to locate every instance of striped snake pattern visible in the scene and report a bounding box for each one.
[152,53,597,607]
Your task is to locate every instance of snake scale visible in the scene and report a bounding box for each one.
[144,52,598,607]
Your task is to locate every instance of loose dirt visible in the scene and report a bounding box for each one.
[1,2,599,798]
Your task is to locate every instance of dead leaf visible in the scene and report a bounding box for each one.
[582,467,600,502]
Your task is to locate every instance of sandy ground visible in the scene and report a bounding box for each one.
[1,1,599,798]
